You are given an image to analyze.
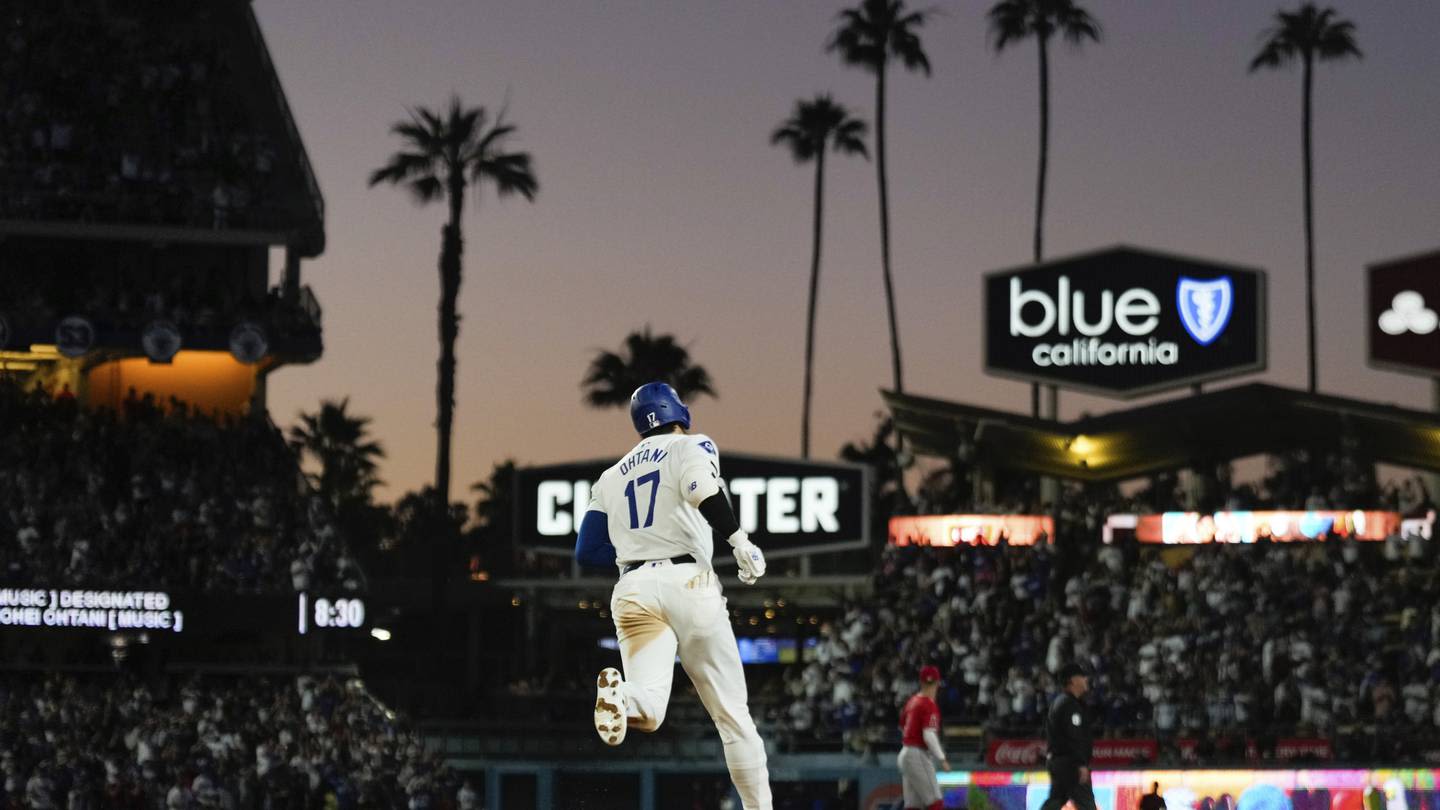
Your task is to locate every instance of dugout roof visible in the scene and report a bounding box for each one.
[882,383,1440,481]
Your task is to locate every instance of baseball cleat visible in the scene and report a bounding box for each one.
[594,667,627,746]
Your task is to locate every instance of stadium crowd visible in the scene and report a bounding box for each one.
[0,672,459,809]
[0,382,363,593]
[775,525,1440,762]
[0,1,283,229]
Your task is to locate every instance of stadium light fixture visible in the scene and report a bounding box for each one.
[370,627,392,642]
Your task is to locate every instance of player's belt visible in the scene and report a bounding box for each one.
[619,555,695,576]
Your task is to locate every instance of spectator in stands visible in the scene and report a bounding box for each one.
[775,526,1440,761]
[0,380,362,593]
[0,672,455,809]
[0,3,290,230]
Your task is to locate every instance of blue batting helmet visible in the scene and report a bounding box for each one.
[629,382,691,435]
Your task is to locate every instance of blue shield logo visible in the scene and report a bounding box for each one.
[1176,276,1233,346]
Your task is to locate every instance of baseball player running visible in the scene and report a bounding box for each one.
[574,382,773,810]
[898,665,949,810]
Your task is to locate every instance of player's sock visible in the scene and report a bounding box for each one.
[729,764,772,810]
[624,689,666,732]
[927,802,943,810]
[723,736,772,810]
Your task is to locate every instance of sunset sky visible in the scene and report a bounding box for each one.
[253,0,1440,502]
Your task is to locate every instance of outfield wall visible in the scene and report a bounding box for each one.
[438,754,1440,810]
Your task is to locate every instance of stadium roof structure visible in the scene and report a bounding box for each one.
[882,383,1440,481]
[0,1,325,257]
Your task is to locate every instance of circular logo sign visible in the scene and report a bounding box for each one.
[229,322,269,364]
[0,314,10,350]
[863,785,904,810]
[55,316,96,358]
[141,320,182,363]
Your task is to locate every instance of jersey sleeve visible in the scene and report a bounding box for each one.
[585,477,605,513]
[574,474,616,567]
[677,436,723,507]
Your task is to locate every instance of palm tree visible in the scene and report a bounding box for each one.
[1250,4,1360,394]
[771,96,869,459]
[369,96,538,502]
[471,459,517,538]
[841,414,911,538]
[828,0,933,394]
[468,458,517,577]
[288,398,386,510]
[987,0,1100,417]
[582,327,716,408]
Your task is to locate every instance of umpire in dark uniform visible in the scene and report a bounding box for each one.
[1041,662,1096,810]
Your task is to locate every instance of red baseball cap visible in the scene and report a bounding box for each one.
[919,665,941,683]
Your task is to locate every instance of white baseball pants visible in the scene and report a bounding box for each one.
[609,560,772,810]
[898,745,943,808]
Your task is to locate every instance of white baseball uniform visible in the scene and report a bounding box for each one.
[588,432,772,810]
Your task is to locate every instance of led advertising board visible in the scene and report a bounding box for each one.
[516,453,870,559]
[888,515,1054,547]
[984,246,1266,397]
[0,588,369,636]
[1101,511,1434,544]
[861,768,1439,810]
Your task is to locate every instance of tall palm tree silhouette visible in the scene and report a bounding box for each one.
[828,0,932,394]
[288,398,386,511]
[987,0,1100,416]
[1250,3,1360,394]
[772,95,869,458]
[369,96,537,502]
[582,327,717,409]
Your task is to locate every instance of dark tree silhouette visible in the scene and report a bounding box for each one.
[828,0,933,394]
[841,414,911,536]
[288,398,385,510]
[1250,3,1361,393]
[468,458,517,577]
[772,95,869,458]
[369,96,537,502]
[987,0,1101,264]
[582,327,717,408]
[988,0,1100,416]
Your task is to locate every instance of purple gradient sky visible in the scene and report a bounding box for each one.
[254,0,1440,501]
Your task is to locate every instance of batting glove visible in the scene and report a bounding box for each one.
[728,531,766,585]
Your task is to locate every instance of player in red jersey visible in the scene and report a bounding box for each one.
[898,664,949,810]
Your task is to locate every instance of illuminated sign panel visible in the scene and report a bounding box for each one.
[888,515,1054,547]
[1101,510,1434,544]
[1368,248,1440,377]
[984,246,1266,397]
[516,454,870,559]
[296,593,368,634]
[0,588,183,632]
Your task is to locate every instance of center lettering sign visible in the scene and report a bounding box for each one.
[516,453,870,559]
[984,246,1267,397]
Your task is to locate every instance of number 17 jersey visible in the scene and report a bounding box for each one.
[586,432,723,571]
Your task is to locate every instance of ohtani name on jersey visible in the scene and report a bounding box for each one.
[617,446,668,476]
